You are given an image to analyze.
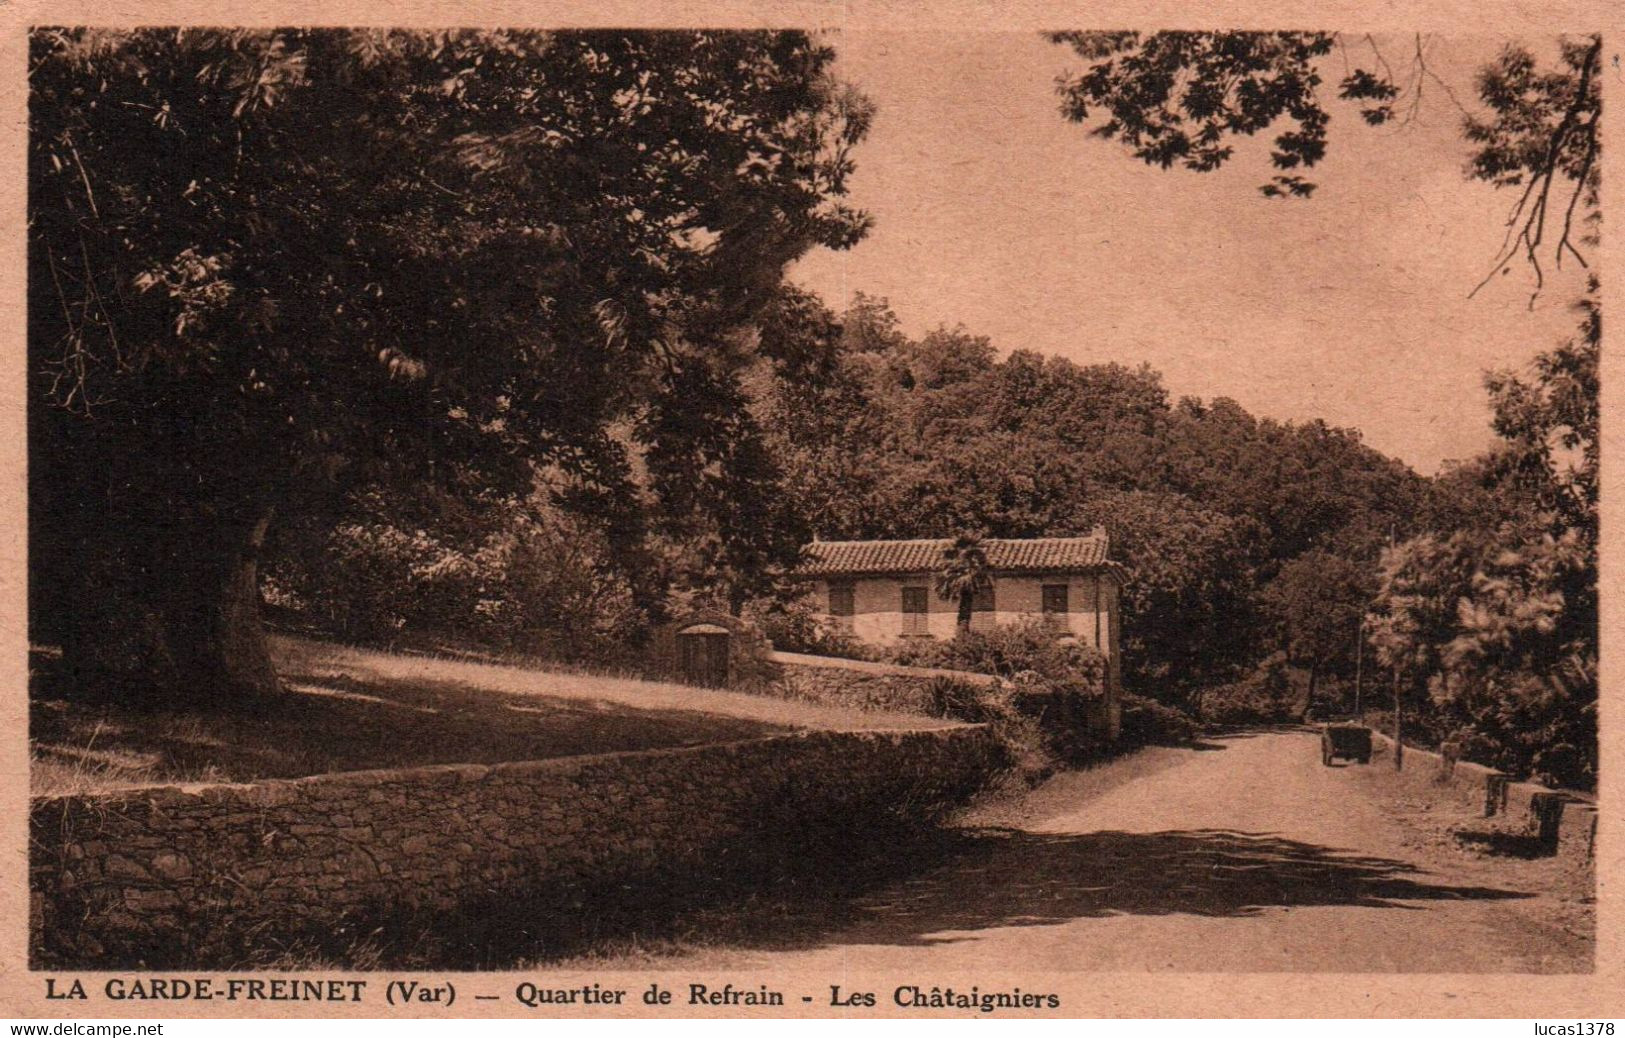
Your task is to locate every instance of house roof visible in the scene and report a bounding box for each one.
[799,531,1125,580]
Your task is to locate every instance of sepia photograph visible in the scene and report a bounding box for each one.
[8,6,1616,1021]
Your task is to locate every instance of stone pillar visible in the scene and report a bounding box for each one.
[1531,792,1567,857]
[1484,772,1509,817]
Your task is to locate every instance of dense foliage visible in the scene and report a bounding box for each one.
[265,491,645,666]
[1195,652,1307,726]
[1044,30,1600,784]
[747,291,1426,702]
[30,29,870,700]
[1369,291,1598,787]
[888,619,1107,698]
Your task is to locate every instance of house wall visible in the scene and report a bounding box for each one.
[813,571,1121,738]
[816,573,1118,657]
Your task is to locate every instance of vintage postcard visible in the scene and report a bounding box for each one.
[3,0,1620,1021]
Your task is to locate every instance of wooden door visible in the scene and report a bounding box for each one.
[679,632,730,687]
[704,633,730,686]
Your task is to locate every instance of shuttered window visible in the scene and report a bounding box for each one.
[1041,584,1069,631]
[901,586,929,636]
[970,584,996,631]
[828,584,855,630]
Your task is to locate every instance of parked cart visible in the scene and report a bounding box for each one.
[1321,723,1372,766]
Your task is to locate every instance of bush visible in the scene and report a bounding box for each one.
[921,676,1054,785]
[267,491,648,666]
[888,618,1107,697]
[924,676,1011,724]
[1196,652,1305,725]
[1118,693,1198,747]
[740,595,876,661]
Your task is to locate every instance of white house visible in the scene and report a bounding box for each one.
[798,530,1125,697]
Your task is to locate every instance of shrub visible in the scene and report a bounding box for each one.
[924,676,1010,724]
[740,595,876,661]
[1196,652,1306,725]
[1118,693,1198,747]
[888,618,1107,697]
[886,621,1117,775]
[920,676,1053,785]
[267,491,648,666]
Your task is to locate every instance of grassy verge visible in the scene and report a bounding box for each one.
[32,638,766,794]
[32,636,957,795]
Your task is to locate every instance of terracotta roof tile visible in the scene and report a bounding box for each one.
[799,532,1122,579]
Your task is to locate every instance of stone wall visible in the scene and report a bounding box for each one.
[770,651,997,715]
[770,653,1115,738]
[31,725,1002,968]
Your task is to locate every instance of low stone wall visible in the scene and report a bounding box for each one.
[31,725,1003,968]
[1366,730,1596,860]
[769,651,997,715]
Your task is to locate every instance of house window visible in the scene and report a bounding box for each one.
[970,584,996,631]
[1041,584,1069,631]
[901,586,929,636]
[828,583,855,631]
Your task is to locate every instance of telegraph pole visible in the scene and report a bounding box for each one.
[1392,665,1404,770]
[1353,616,1365,720]
[1384,521,1402,768]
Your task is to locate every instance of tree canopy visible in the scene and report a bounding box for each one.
[29,28,871,700]
[748,291,1427,697]
[1048,31,1600,296]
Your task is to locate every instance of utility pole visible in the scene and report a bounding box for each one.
[1353,616,1365,720]
[1385,521,1401,768]
[1392,665,1404,770]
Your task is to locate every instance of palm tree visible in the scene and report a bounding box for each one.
[936,533,992,632]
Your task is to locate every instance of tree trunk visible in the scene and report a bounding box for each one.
[957,591,973,630]
[161,511,282,705]
[58,508,284,708]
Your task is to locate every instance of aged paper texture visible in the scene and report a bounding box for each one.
[3,0,1621,1020]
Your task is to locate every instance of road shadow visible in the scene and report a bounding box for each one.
[453,825,1537,968]
[755,827,1534,950]
[144,821,1539,969]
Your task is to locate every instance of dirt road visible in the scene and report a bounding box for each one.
[673,730,1591,973]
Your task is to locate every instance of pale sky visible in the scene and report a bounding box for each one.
[789,31,1589,475]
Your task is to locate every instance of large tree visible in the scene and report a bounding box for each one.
[1260,549,1377,706]
[29,29,871,703]
[1368,297,1598,786]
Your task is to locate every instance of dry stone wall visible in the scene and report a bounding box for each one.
[770,652,997,714]
[31,725,1002,968]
